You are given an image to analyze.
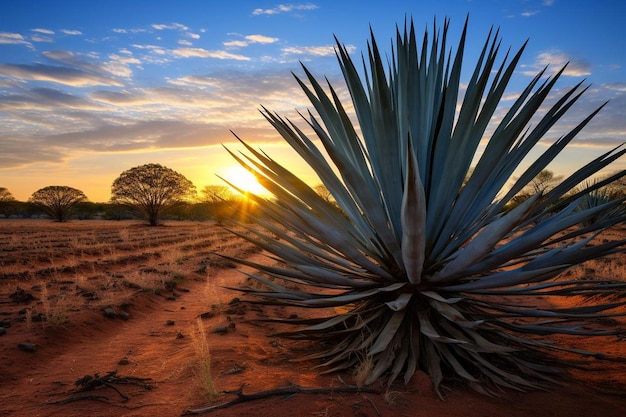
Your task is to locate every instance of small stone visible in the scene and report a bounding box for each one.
[118,356,130,365]
[198,311,214,319]
[176,331,185,339]
[166,320,175,326]
[228,297,240,305]
[0,327,6,336]
[18,342,36,352]
[102,307,118,318]
[212,325,228,334]
[118,311,130,320]
[269,340,279,348]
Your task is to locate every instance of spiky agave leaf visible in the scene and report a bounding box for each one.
[221,18,626,395]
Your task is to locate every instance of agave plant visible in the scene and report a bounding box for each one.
[575,180,626,227]
[220,18,626,395]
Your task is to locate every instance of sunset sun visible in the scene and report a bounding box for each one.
[221,165,267,196]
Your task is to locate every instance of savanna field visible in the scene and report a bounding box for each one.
[0,219,625,417]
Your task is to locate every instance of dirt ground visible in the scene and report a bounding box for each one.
[1,220,625,417]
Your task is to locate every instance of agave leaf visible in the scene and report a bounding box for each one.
[428,299,484,329]
[385,293,413,312]
[444,265,567,292]
[401,144,427,284]
[432,194,541,283]
[439,345,479,382]
[418,310,468,344]
[370,310,406,355]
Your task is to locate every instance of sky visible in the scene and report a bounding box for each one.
[1,0,625,202]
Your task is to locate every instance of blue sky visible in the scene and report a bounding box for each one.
[1,0,625,201]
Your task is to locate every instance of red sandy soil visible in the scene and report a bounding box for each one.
[0,220,625,417]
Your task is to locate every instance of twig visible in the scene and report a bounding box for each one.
[47,395,110,404]
[182,384,380,415]
[364,394,382,416]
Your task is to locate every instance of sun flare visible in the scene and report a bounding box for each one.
[221,166,267,196]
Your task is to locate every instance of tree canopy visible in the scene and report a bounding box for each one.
[29,186,88,222]
[0,187,15,203]
[111,163,196,226]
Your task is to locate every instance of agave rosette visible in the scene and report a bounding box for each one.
[220,18,626,395]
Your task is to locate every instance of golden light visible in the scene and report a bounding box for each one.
[221,165,267,196]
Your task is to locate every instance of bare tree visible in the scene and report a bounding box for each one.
[29,186,87,222]
[111,163,196,226]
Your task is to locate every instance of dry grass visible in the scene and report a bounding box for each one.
[0,219,256,327]
[191,317,219,400]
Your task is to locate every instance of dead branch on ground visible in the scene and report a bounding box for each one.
[182,384,381,415]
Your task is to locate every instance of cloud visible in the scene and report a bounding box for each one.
[32,28,55,35]
[0,135,65,167]
[61,29,82,36]
[224,34,279,49]
[103,54,142,78]
[521,50,591,77]
[43,120,250,153]
[132,44,167,55]
[152,23,189,31]
[43,49,141,79]
[0,63,123,87]
[0,32,32,46]
[252,3,318,16]
[31,35,54,43]
[173,47,251,60]
[0,87,101,111]
[282,44,348,57]
[113,27,148,34]
[245,34,279,44]
[521,10,539,17]
[178,39,192,46]
[224,40,248,48]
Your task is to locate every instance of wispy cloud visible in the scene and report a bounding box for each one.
[173,48,250,60]
[282,44,354,57]
[252,3,318,16]
[43,49,142,79]
[0,87,101,111]
[32,28,55,35]
[31,35,54,43]
[246,34,279,44]
[103,54,142,78]
[224,34,279,48]
[113,27,148,34]
[0,63,123,87]
[521,50,591,77]
[61,29,82,36]
[0,32,32,46]
[152,23,189,31]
